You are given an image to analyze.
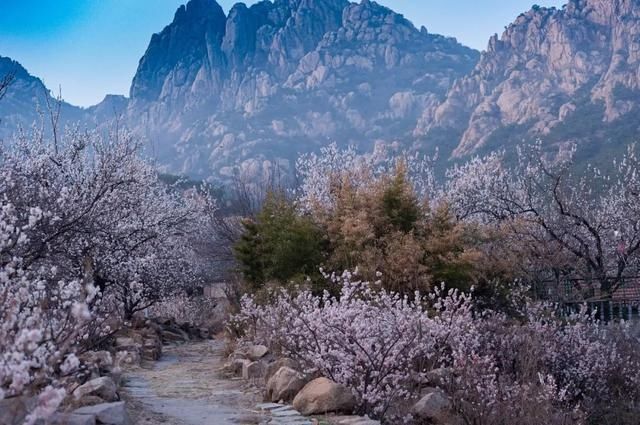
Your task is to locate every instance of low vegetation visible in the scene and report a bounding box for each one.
[1,119,639,425]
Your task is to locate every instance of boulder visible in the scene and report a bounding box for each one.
[0,396,35,425]
[71,395,108,409]
[266,367,307,403]
[73,377,118,402]
[411,387,461,424]
[114,337,137,349]
[247,344,269,361]
[242,361,267,380]
[265,358,299,384]
[73,402,131,425]
[292,377,356,416]
[48,412,97,425]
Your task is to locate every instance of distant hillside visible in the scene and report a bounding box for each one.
[417,0,640,164]
[0,56,84,140]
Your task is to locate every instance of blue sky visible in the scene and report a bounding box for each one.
[0,0,563,107]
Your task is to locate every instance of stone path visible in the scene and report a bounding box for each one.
[121,340,379,425]
[256,403,312,425]
[122,340,268,424]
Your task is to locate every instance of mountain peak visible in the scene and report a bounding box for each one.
[122,0,478,178]
[175,0,224,21]
[418,0,640,158]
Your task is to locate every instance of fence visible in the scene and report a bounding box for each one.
[532,276,640,322]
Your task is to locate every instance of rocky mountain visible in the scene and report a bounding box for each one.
[121,0,479,178]
[3,0,639,179]
[0,56,84,140]
[418,0,640,162]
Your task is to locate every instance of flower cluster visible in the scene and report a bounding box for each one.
[233,271,640,424]
[0,126,208,421]
[295,142,438,214]
[444,142,640,292]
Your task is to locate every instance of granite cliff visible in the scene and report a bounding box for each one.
[418,0,640,160]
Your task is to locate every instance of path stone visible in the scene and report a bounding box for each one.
[256,403,313,425]
[332,415,381,425]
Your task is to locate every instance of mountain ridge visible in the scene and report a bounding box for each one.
[1,0,639,179]
[418,0,640,158]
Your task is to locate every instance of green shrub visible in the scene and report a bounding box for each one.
[234,192,327,292]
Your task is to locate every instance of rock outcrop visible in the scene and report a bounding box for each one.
[118,0,478,179]
[418,0,640,158]
[72,401,132,425]
[3,0,639,177]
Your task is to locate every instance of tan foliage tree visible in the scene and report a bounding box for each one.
[315,161,514,294]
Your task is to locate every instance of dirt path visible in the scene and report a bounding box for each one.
[121,340,268,425]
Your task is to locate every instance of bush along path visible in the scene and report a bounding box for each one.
[122,339,380,425]
[222,344,381,425]
[36,315,380,425]
[122,331,378,425]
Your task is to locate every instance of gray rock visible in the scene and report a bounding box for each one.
[48,413,97,425]
[292,377,356,415]
[71,395,107,409]
[243,360,267,380]
[247,344,269,361]
[411,387,461,424]
[81,351,113,368]
[0,396,35,425]
[266,367,308,403]
[73,401,131,425]
[229,358,251,377]
[73,377,118,402]
[265,358,300,384]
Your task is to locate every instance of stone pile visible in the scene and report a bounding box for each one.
[225,344,386,425]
